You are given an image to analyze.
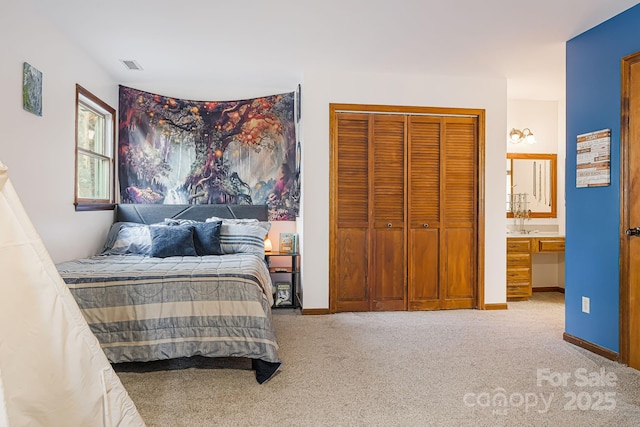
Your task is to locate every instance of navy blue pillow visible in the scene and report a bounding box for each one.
[149,225,197,258]
[192,221,223,255]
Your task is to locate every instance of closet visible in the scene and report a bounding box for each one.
[330,104,482,312]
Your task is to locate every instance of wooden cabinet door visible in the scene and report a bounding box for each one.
[407,117,441,310]
[441,117,477,309]
[371,115,406,310]
[333,113,370,312]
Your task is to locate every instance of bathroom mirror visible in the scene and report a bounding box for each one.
[506,153,557,218]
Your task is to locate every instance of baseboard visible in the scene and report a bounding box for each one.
[533,286,565,293]
[484,303,508,310]
[301,308,330,315]
[563,332,618,361]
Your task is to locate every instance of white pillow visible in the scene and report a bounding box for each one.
[219,222,271,255]
[205,216,259,224]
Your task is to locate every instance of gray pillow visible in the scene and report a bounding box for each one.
[149,225,197,258]
[192,221,223,255]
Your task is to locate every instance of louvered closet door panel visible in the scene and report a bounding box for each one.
[442,117,476,226]
[371,115,406,310]
[407,117,441,310]
[337,114,369,224]
[408,117,441,224]
[372,115,405,225]
[441,117,477,309]
[334,113,370,312]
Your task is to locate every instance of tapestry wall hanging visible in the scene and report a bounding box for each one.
[118,86,299,220]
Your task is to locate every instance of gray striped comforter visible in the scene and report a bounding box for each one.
[56,253,280,364]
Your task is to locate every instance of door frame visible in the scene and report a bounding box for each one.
[328,103,486,312]
[620,51,640,366]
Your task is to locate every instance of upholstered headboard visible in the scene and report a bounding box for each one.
[115,204,268,224]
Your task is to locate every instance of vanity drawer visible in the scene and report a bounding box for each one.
[507,282,532,299]
[507,239,531,253]
[537,238,565,253]
[506,238,533,301]
[507,253,531,267]
[506,267,531,282]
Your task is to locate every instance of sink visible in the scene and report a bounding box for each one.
[530,232,564,237]
[507,230,564,237]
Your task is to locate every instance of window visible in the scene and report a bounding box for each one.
[75,84,116,211]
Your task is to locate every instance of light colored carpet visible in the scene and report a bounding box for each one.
[116,293,640,426]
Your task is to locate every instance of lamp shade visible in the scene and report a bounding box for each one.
[509,128,523,143]
[522,128,536,144]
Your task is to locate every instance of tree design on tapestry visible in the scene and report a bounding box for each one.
[118,86,299,220]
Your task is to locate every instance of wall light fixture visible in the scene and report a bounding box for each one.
[508,128,536,144]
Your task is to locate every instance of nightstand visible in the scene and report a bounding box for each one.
[265,252,300,309]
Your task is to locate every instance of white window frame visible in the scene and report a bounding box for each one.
[74,84,116,211]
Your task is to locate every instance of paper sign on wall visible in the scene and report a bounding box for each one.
[576,129,611,188]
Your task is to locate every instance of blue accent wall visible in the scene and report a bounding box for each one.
[566,5,640,352]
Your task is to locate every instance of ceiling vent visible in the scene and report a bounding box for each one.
[120,60,143,71]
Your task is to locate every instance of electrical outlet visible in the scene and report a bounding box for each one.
[582,296,590,314]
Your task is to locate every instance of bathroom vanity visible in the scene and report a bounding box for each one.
[506,234,565,300]
[506,152,564,301]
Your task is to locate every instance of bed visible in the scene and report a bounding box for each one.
[56,204,281,384]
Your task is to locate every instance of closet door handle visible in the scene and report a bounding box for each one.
[423,224,429,228]
[387,223,392,228]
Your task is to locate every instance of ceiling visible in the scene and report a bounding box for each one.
[30,0,639,100]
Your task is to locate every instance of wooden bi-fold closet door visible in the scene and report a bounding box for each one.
[407,116,477,310]
[331,113,406,312]
[331,108,478,312]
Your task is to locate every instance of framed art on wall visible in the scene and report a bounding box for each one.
[23,62,42,116]
[576,129,610,188]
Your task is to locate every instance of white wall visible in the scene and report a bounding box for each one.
[301,69,508,309]
[0,2,118,263]
[557,98,567,237]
